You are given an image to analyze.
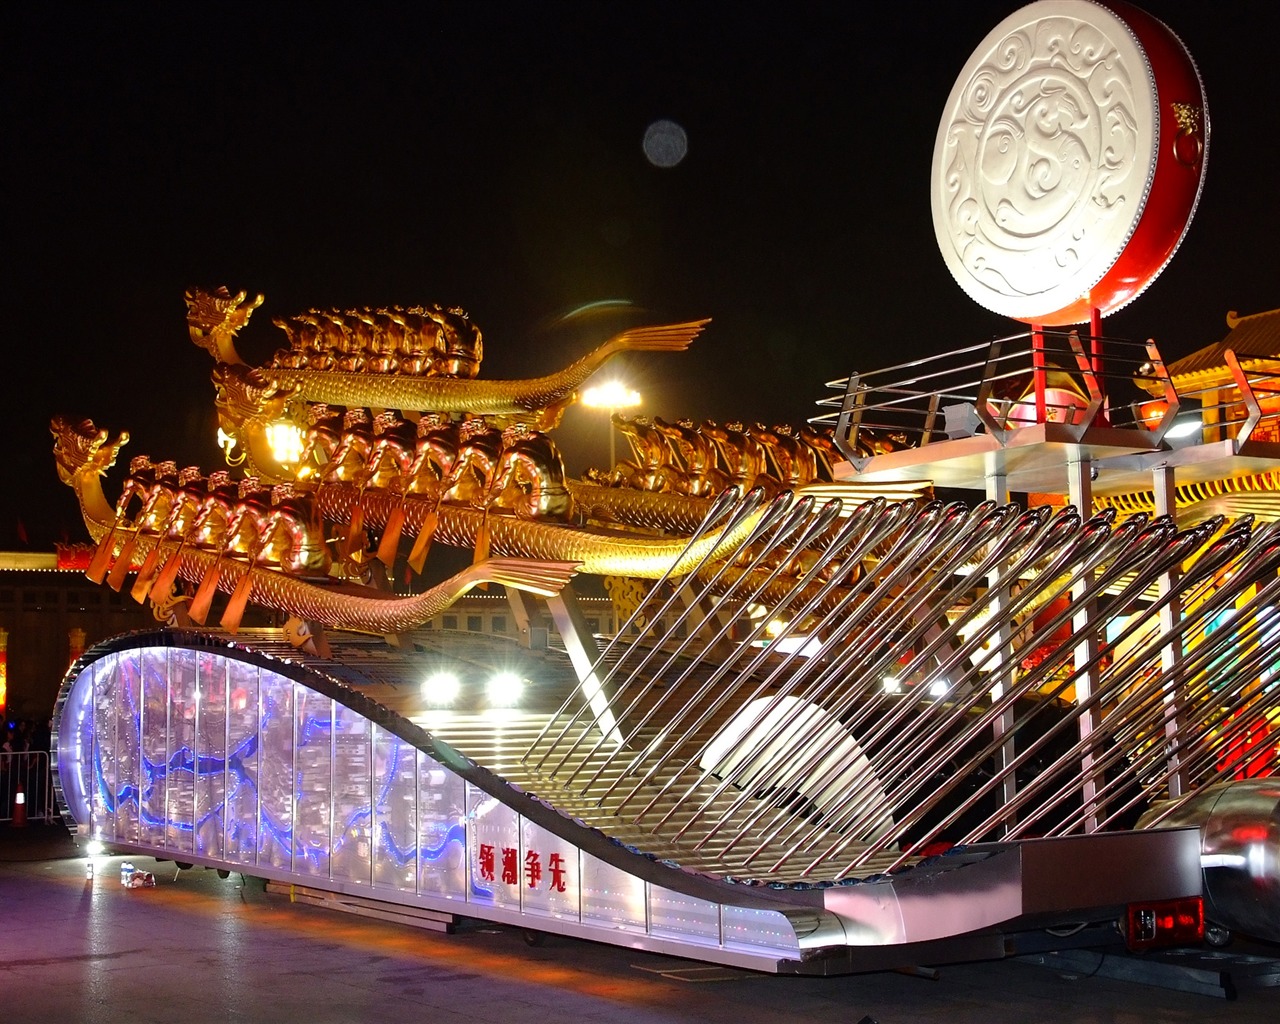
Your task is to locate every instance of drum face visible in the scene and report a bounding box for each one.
[931,0,1208,326]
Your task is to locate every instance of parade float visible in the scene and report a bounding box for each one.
[49,0,1277,975]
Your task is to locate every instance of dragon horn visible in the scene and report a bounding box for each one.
[107,534,140,591]
[86,521,119,584]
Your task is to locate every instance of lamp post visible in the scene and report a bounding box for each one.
[581,381,641,469]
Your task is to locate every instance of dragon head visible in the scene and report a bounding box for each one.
[186,286,264,363]
[51,416,130,487]
[212,363,301,434]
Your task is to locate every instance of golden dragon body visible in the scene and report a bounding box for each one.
[56,287,925,639]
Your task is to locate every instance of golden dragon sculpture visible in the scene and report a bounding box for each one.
[52,416,582,635]
[52,412,769,635]
[57,287,929,642]
[190,285,710,420]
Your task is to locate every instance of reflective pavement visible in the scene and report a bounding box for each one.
[1,822,1277,1024]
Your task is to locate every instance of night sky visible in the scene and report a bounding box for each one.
[5,1,1277,549]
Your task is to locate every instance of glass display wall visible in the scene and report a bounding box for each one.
[55,645,798,959]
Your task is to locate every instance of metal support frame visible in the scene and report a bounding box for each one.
[985,466,1017,826]
[504,586,542,648]
[1067,458,1102,830]
[1152,465,1188,798]
[544,589,623,747]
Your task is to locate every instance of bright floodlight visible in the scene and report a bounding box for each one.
[266,419,305,466]
[487,672,524,707]
[422,671,461,706]
[882,676,903,694]
[929,679,949,698]
[581,381,641,410]
[582,381,642,467]
[85,839,106,857]
[1165,416,1203,440]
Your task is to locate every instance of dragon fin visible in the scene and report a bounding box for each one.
[408,508,438,575]
[376,505,405,567]
[219,570,255,633]
[129,545,164,603]
[473,557,581,597]
[344,501,366,557]
[472,513,492,587]
[149,545,185,602]
[187,561,223,625]
[86,523,118,584]
[107,534,139,591]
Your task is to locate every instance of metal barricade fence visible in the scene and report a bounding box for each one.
[0,751,55,824]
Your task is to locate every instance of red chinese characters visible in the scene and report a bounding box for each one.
[478,844,570,893]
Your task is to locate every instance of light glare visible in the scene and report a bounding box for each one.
[487,672,524,707]
[422,671,460,706]
[266,419,305,465]
[581,381,641,410]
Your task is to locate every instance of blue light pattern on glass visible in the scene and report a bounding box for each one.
[56,644,798,957]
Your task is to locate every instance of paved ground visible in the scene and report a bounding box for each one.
[1,821,1277,1023]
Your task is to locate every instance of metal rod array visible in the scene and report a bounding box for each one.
[520,489,1280,881]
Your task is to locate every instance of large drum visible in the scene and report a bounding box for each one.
[931,0,1209,326]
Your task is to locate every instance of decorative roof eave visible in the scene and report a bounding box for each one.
[1166,308,1280,382]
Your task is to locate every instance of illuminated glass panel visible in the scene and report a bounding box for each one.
[417,750,465,899]
[331,701,372,884]
[55,657,96,827]
[519,819,579,921]
[165,648,196,854]
[649,889,720,944]
[721,904,799,953]
[373,725,417,892]
[257,671,294,870]
[194,651,226,860]
[90,655,119,839]
[114,653,143,844]
[467,782,520,909]
[294,688,333,879]
[582,854,646,932]
[225,659,259,866]
[140,648,168,848]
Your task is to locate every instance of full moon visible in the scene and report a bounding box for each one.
[643,119,688,168]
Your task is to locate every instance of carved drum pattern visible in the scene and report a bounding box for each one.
[931,0,1208,325]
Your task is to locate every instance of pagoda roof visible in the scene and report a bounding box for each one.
[1167,307,1280,382]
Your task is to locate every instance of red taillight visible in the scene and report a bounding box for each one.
[1230,823,1270,844]
[1123,896,1204,951]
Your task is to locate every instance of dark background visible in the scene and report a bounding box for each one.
[4,0,1276,549]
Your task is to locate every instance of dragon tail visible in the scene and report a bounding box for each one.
[613,319,711,353]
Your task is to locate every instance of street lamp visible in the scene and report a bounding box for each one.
[581,380,641,468]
